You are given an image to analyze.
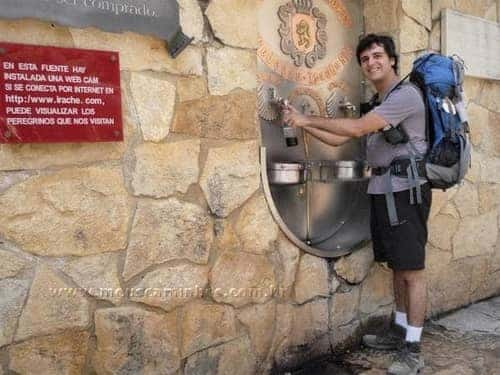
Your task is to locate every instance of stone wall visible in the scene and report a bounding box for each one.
[0,0,498,374]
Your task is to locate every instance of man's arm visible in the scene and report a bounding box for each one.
[304,127,351,146]
[284,110,389,138]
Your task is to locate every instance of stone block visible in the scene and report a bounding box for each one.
[210,251,276,308]
[463,77,484,102]
[430,20,441,51]
[330,286,361,328]
[131,140,200,198]
[488,111,500,156]
[467,102,489,147]
[0,166,132,257]
[130,72,176,142]
[70,27,203,74]
[429,214,460,250]
[453,209,498,259]
[330,320,361,350]
[0,19,74,47]
[179,0,205,43]
[123,198,211,280]
[0,249,30,280]
[432,0,456,21]
[402,0,432,29]
[181,301,238,357]
[234,194,278,254]
[185,335,257,375]
[130,263,208,311]
[274,236,301,297]
[0,171,33,194]
[200,141,260,217]
[480,155,500,183]
[441,202,460,219]
[426,246,453,276]
[399,52,417,77]
[93,307,180,374]
[334,244,374,284]
[479,81,500,113]
[364,0,400,33]
[294,254,330,304]
[399,16,429,53]
[237,301,276,361]
[0,278,30,347]
[206,0,258,49]
[9,331,89,375]
[0,142,126,171]
[428,259,472,313]
[15,265,90,341]
[177,76,208,102]
[430,188,452,219]
[273,300,330,370]
[454,0,498,21]
[59,252,123,305]
[359,264,394,314]
[478,183,500,213]
[453,181,480,217]
[172,89,258,140]
[465,149,481,184]
[207,47,257,96]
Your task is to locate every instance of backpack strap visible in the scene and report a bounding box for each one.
[383,171,401,226]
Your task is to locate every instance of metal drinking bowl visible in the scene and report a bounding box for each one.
[311,160,371,182]
[268,162,306,185]
[330,160,371,181]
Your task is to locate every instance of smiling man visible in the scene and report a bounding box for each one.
[283,34,431,375]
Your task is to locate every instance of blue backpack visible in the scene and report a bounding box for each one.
[408,53,471,190]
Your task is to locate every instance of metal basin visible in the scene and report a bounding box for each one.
[305,160,371,182]
[327,160,371,181]
[268,162,306,185]
[268,160,370,185]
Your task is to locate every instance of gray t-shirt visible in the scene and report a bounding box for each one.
[366,80,427,194]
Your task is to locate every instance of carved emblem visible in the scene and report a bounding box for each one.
[278,0,327,69]
[289,87,326,117]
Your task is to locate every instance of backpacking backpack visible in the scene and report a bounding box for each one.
[408,53,471,190]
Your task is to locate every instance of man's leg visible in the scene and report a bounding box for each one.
[393,271,408,329]
[402,269,426,340]
[388,269,426,374]
[362,270,408,350]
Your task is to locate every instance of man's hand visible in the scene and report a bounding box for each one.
[282,105,310,128]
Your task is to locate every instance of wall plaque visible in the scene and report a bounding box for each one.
[0,42,123,143]
[0,0,191,57]
[442,9,500,80]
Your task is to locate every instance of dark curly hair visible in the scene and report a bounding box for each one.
[356,34,399,74]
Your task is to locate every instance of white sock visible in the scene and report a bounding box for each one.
[405,325,423,342]
[394,311,408,329]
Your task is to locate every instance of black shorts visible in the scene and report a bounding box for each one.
[370,184,432,271]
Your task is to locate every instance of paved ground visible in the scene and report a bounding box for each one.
[291,297,500,374]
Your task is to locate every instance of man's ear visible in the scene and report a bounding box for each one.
[390,57,395,67]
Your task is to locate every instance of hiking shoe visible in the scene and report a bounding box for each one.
[362,324,405,350]
[387,342,424,375]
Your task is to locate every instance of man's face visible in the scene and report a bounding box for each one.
[359,43,395,83]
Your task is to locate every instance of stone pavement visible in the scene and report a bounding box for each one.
[290,297,500,374]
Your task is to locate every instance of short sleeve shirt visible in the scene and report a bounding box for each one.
[366,80,427,194]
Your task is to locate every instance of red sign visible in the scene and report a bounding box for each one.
[0,42,122,143]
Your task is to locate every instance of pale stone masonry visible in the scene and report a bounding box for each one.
[0,1,498,374]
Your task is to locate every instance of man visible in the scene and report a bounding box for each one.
[282,34,431,375]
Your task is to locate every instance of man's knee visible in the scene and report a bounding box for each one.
[394,269,426,285]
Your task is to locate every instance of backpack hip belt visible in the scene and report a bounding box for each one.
[372,158,426,178]
[376,152,425,227]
